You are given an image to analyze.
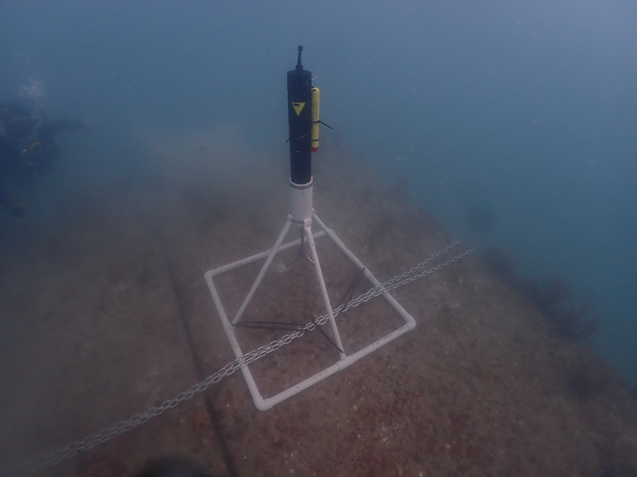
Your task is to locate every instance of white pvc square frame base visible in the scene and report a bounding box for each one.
[204,212,416,411]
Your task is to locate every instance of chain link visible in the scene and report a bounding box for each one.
[1,242,473,477]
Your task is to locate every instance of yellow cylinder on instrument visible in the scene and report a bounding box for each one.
[311,87,320,152]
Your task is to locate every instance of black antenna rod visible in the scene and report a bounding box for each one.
[296,45,303,71]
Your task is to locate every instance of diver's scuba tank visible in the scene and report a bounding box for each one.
[0,102,43,166]
[1,101,39,140]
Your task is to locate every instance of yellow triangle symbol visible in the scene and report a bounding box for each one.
[292,102,306,116]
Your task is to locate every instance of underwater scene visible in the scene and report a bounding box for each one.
[0,1,636,476]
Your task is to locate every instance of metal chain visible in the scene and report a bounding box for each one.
[372,240,460,290]
[1,242,473,477]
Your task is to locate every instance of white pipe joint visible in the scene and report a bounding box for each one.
[289,177,314,224]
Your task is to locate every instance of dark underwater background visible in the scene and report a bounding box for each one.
[0,0,635,390]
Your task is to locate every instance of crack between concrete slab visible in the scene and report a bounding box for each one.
[167,259,238,477]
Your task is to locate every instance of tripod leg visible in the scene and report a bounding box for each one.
[303,221,347,359]
[232,216,293,325]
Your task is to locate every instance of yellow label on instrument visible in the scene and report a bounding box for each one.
[292,102,306,116]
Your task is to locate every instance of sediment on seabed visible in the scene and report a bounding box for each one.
[0,146,636,477]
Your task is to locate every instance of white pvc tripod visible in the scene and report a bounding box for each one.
[204,178,416,411]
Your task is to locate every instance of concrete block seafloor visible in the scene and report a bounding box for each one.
[0,148,636,477]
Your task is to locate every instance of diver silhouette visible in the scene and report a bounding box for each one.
[0,100,87,217]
